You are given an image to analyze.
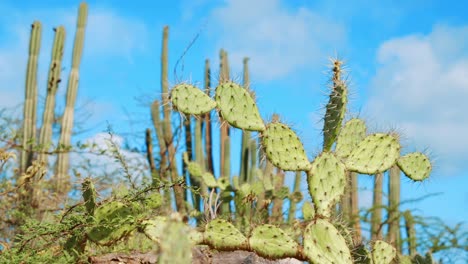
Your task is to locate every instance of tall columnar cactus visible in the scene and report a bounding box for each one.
[37,26,66,166]
[387,164,402,251]
[403,210,417,256]
[158,26,186,214]
[54,3,87,195]
[20,21,42,176]
[203,59,215,175]
[371,173,384,240]
[239,57,252,184]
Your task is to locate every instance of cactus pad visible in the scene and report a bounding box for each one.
[307,152,346,218]
[323,81,348,151]
[345,133,400,174]
[371,240,396,264]
[142,216,168,242]
[303,219,352,264]
[396,152,431,181]
[215,82,265,131]
[335,118,367,159]
[249,224,299,259]
[302,201,315,221]
[170,83,216,115]
[87,201,136,245]
[261,122,311,171]
[204,219,248,250]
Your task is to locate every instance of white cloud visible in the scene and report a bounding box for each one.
[365,24,468,175]
[209,0,346,81]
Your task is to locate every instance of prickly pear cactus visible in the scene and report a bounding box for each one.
[87,201,136,245]
[82,178,97,216]
[215,81,265,131]
[396,152,432,181]
[157,214,193,264]
[249,224,300,259]
[204,219,248,250]
[370,240,396,264]
[345,133,400,174]
[261,122,311,171]
[307,152,346,218]
[335,118,367,159]
[170,83,216,115]
[303,219,352,264]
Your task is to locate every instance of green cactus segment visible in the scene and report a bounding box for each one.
[82,178,96,216]
[170,83,216,115]
[371,240,396,264]
[249,224,299,259]
[307,152,346,218]
[215,82,265,132]
[303,219,352,264]
[142,216,168,242]
[183,153,217,187]
[204,219,248,250]
[345,133,400,174]
[302,201,315,221]
[158,220,193,264]
[323,80,348,151]
[396,152,432,181]
[335,118,367,159]
[87,201,136,245]
[261,122,311,171]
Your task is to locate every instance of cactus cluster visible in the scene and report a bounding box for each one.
[164,58,433,262]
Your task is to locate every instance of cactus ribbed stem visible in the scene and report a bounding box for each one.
[37,26,65,166]
[387,164,401,251]
[288,171,302,223]
[145,128,158,184]
[350,172,361,243]
[20,21,42,176]
[159,26,185,214]
[371,173,384,240]
[403,210,416,256]
[240,57,251,184]
[55,3,87,196]
[203,59,214,175]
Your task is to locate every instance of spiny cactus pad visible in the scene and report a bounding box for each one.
[302,201,315,221]
[261,122,311,171]
[307,152,346,218]
[170,83,216,115]
[87,201,136,245]
[345,133,400,174]
[204,219,248,250]
[215,82,265,131]
[158,220,193,264]
[323,81,348,151]
[396,152,432,181]
[303,219,352,264]
[371,240,396,264]
[335,118,367,159]
[249,224,299,259]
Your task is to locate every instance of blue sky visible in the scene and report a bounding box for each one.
[0,0,467,253]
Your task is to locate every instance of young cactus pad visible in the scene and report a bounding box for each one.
[170,83,217,115]
[204,219,248,250]
[261,122,311,171]
[249,224,300,259]
[303,219,352,264]
[335,118,367,159]
[323,81,348,152]
[371,240,396,264]
[396,152,432,181]
[307,152,346,218]
[345,133,400,174]
[87,201,136,245]
[215,81,265,132]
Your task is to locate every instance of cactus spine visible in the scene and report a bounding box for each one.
[54,3,87,195]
